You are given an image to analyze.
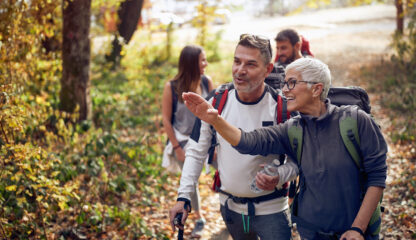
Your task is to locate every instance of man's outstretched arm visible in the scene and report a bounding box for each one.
[183,92,241,146]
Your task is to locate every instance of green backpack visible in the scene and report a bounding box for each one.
[288,105,382,236]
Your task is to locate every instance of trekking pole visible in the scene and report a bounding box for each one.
[174,212,184,240]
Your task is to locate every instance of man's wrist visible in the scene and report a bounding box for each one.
[177,197,192,212]
[211,115,223,129]
[348,226,365,237]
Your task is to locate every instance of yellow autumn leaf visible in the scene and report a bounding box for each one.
[128,149,136,159]
[35,96,44,104]
[58,201,67,210]
[6,185,17,191]
[25,190,33,196]
[72,192,80,201]
[17,197,26,205]
[51,171,60,177]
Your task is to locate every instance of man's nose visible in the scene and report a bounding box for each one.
[236,65,247,75]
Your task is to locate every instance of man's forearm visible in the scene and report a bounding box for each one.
[212,115,241,146]
[351,186,384,232]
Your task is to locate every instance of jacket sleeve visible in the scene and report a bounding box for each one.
[276,156,299,188]
[234,124,292,157]
[357,110,388,188]
[177,110,214,201]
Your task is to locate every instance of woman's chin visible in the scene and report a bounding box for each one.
[287,102,297,112]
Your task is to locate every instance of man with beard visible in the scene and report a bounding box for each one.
[169,34,298,240]
[265,29,313,89]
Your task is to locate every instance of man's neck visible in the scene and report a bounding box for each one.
[294,51,302,60]
[236,84,265,103]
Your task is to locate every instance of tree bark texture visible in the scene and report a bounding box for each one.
[395,0,404,34]
[107,0,143,66]
[118,0,144,43]
[61,0,92,121]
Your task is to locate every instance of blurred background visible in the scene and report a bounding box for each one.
[1,0,415,239]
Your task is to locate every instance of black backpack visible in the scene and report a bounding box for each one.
[327,86,371,114]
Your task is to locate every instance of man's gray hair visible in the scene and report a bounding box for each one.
[238,34,272,65]
[285,58,331,101]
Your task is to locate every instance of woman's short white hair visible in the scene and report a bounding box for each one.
[285,57,331,101]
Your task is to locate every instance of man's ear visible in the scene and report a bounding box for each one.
[295,41,302,49]
[266,62,274,75]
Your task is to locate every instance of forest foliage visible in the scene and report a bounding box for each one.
[0,0,415,239]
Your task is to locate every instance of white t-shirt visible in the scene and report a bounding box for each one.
[178,85,298,215]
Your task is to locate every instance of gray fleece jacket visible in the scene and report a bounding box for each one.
[235,100,387,235]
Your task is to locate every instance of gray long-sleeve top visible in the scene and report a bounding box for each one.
[235,100,387,233]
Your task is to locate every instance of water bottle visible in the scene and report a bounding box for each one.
[249,159,280,193]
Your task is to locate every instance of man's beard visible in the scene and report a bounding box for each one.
[282,49,296,64]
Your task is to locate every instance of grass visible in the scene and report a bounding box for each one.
[357,57,416,143]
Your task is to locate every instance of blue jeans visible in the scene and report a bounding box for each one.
[220,205,292,240]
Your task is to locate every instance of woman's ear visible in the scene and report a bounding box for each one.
[313,83,324,98]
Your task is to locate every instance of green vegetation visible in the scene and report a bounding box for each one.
[0,0,227,237]
[362,10,416,143]
[1,0,415,239]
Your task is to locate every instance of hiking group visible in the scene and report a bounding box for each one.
[164,29,387,240]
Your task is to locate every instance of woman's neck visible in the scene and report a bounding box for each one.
[190,78,202,94]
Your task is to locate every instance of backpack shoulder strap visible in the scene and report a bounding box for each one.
[277,94,290,124]
[170,80,178,124]
[287,117,303,164]
[212,83,233,113]
[207,83,234,164]
[264,85,291,124]
[339,106,383,236]
[201,75,209,92]
[339,105,362,169]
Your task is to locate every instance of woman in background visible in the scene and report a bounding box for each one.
[161,45,214,238]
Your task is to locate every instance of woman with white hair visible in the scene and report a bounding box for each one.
[182,57,387,240]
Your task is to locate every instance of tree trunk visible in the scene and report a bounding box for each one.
[107,0,144,66]
[61,0,92,121]
[395,0,404,34]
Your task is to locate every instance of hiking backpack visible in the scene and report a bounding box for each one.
[189,82,291,192]
[287,88,383,236]
[170,76,210,124]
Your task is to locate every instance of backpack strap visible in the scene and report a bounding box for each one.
[208,83,233,165]
[287,117,303,165]
[276,93,291,166]
[170,80,178,124]
[277,94,290,124]
[201,75,209,92]
[339,106,382,236]
[339,106,362,169]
